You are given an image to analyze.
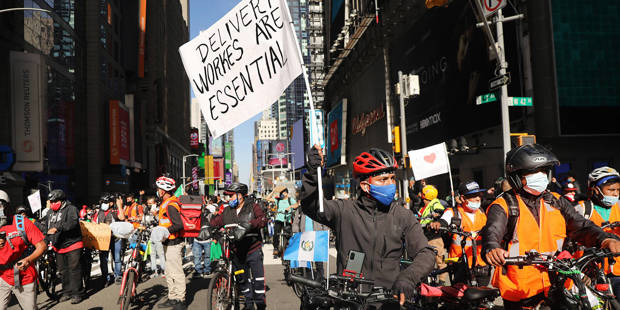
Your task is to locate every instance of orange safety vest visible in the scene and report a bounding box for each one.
[125,202,144,228]
[448,206,487,268]
[159,196,181,240]
[578,200,620,276]
[490,192,567,302]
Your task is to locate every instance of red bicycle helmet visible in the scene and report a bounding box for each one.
[353,148,398,179]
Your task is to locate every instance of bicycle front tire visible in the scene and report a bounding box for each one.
[119,271,135,310]
[207,272,239,310]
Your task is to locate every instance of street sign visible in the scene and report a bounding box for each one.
[476,92,498,105]
[482,0,507,18]
[508,97,533,107]
[489,73,511,90]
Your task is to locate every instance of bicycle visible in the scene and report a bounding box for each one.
[37,244,60,300]
[402,225,499,309]
[117,225,151,310]
[206,223,244,310]
[504,247,620,309]
[289,272,419,310]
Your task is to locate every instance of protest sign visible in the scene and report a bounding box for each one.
[80,221,111,251]
[27,190,41,213]
[179,0,302,138]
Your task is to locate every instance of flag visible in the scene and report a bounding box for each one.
[174,185,183,197]
[283,231,329,262]
[408,142,450,180]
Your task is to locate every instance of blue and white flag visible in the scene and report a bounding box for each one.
[283,231,329,262]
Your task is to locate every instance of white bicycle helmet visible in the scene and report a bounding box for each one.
[155,176,176,191]
[588,167,620,189]
[0,190,9,204]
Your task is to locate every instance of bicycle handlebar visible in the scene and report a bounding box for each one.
[289,274,324,289]
[437,226,472,238]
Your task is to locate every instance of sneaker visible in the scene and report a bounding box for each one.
[70,296,84,304]
[58,295,71,302]
[158,299,181,308]
[115,277,122,285]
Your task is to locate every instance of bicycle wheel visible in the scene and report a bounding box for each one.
[119,271,135,310]
[41,260,60,300]
[207,272,234,310]
[291,268,306,298]
[81,249,93,290]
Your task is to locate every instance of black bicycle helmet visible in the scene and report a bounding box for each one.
[48,189,66,202]
[353,148,398,179]
[505,144,559,190]
[224,183,248,195]
[100,192,115,203]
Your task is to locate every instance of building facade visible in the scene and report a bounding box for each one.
[0,0,191,205]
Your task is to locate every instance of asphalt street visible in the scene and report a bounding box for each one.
[6,243,336,310]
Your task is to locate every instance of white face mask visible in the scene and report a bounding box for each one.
[523,172,550,196]
[101,203,110,211]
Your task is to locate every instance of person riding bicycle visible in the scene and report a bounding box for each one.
[209,182,268,310]
[575,166,620,301]
[301,146,436,306]
[93,193,125,286]
[123,192,144,228]
[267,187,297,257]
[42,189,84,304]
[429,180,490,286]
[417,184,449,285]
[154,175,186,310]
[481,144,620,309]
[0,190,46,310]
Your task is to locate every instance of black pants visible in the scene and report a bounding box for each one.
[234,250,266,308]
[273,220,284,251]
[57,248,84,298]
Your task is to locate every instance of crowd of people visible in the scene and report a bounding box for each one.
[0,142,619,310]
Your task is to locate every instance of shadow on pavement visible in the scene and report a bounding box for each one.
[185,275,212,306]
[131,283,167,310]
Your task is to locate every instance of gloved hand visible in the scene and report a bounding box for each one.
[392,279,416,305]
[306,144,324,171]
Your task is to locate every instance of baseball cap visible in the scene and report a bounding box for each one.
[458,181,486,196]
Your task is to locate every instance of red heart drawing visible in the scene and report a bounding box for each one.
[424,153,436,164]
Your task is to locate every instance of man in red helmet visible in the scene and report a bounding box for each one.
[301,146,435,306]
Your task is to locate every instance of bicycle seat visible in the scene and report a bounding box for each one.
[463,287,499,301]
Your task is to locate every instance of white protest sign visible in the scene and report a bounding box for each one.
[27,190,42,213]
[408,142,450,180]
[179,0,303,138]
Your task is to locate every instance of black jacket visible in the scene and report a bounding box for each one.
[300,168,436,290]
[481,189,617,261]
[44,202,82,250]
[210,197,267,257]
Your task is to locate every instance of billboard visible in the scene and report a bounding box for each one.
[224,141,231,169]
[291,119,305,170]
[11,51,45,171]
[190,127,199,149]
[109,100,130,165]
[213,158,224,181]
[326,99,347,167]
[209,136,223,157]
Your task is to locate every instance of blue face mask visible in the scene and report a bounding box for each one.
[368,184,397,206]
[466,200,481,211]
[229,195,239,208]
[601,195,619,207]
[524,172,549,196]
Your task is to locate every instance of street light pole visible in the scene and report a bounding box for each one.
[496,9,511,168]
[398,71,409,202]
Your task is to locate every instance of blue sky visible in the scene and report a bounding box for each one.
[189,0,260,186]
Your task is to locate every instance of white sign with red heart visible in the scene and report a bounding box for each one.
[408,142,450,180]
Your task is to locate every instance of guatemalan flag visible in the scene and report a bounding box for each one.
[283,231,329,268]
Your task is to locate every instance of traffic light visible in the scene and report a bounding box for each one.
[510,133,536,147]
[392,126,401,154]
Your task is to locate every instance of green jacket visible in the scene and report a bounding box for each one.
[418,198,445,226]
